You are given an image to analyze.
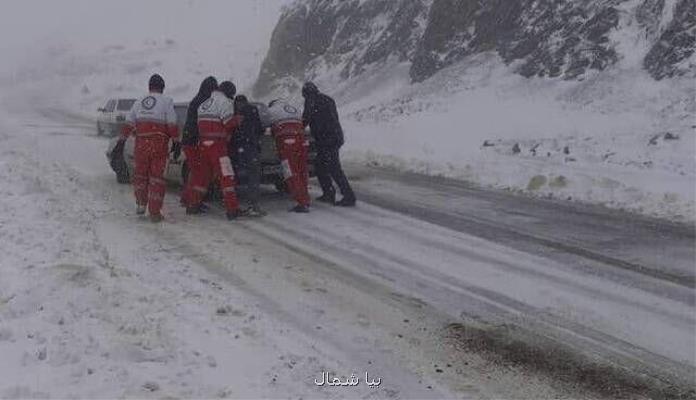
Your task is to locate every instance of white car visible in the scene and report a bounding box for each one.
[96,98,136,136]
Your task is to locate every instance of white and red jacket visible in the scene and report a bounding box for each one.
[268,100,304,137]
[197,91,241,141]
[122,92,179,140]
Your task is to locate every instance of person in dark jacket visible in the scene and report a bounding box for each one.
[181,76,217,213]
[301,82,355,206]
[231,92,265,217]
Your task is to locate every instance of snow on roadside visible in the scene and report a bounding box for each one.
[336,54,695,223]
[0,114,332,398]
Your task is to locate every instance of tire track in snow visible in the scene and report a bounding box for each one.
[204,201,695,399]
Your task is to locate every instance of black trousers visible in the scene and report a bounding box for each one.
[235,147,261,208]
[315,145,354,200]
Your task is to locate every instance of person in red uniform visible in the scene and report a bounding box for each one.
[181,76,218,213]
[188,81,243,220]
[268,99,311,213]
[120,74,179,223]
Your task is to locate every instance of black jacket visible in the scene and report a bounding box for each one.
[232,103,263,157]
[182,95,205,146]
[302,93,344,148]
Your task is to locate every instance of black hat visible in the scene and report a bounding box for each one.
[149,74,165,91]
[302,81,319,98]
[219,81,236,99]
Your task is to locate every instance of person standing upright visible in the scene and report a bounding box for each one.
[301,82,355,207]
[181,76,218,214]
[120,74,179,223]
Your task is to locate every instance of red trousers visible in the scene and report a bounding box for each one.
[276,134,310,207]
[133,137,169,216]
[180,145,207,207]
[189,140,239,212]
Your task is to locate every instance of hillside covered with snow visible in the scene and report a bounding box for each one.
[252,0,695,222]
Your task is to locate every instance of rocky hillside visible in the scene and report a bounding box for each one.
[253,0,695,97]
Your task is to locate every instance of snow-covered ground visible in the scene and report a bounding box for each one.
[1,88,693,398]
[0,2,693,397]
[0,91,600,399]
[0,104,454,399]
[327,54,695,224]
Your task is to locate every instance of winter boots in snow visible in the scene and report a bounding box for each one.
[289,204,310,213]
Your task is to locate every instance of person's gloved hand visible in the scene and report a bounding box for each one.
[171,142,182,161]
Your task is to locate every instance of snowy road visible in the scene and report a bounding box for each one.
[0,108,694,399]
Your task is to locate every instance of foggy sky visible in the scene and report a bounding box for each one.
[0,0,289,76]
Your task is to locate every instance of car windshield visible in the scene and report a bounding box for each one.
[116,99,136,111]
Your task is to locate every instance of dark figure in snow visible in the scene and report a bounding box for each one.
[301,82,355,206]
[232,93,265,217]
[181,76,218,212]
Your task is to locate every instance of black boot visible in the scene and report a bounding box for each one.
[336,196,356,207]
[316,193,335,205]
[186,205,203,215]
[289,204,310,213]
[226,210,240,220]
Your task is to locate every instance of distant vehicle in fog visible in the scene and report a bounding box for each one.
[96,98,136,136]
[106,101,316,190]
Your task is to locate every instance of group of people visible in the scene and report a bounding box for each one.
[120,73,356,223]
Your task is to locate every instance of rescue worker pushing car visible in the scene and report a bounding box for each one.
[120,74,179,223]
[181,76,218,213]
[268,99,311,212]
[301,82,356,207]
[188,81,244,220]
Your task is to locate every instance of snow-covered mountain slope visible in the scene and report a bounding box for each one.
[252,0,695,222]
[254,0,695,94]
